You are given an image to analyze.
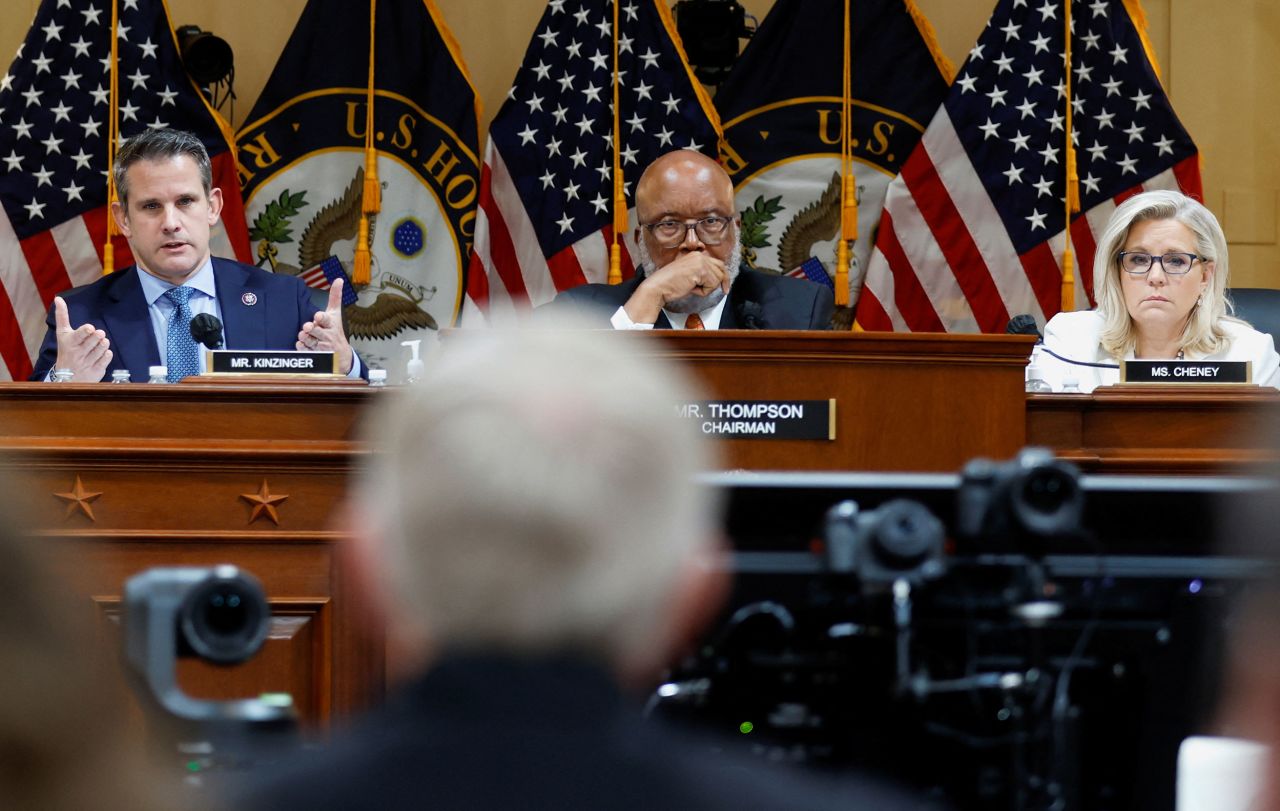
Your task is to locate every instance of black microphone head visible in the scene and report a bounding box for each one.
[1006,313,1042,339]
[190,313,224,349]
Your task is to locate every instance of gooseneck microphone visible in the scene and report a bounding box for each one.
[189,313,224,350]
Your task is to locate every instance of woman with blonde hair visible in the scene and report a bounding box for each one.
[1040,189,1280,392]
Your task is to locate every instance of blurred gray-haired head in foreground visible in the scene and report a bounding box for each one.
[0,473,175,810]
[352,319,724,680]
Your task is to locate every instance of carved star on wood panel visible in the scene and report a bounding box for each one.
[54,475,103,521]
[240,480,290,526]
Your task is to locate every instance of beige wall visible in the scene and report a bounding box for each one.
[2,1,1277,286]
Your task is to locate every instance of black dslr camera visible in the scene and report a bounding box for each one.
[956,447,1084,553]
[823,498,947,585]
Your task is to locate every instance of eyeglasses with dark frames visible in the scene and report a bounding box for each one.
[641,216,733,247]
[1117,251,1204,276]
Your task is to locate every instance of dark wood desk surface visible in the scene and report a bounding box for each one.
[1026,385,1280,474]
[0,380,381,724]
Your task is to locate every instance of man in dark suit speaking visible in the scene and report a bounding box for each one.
[550,149,834,330]
[29,128,359,382]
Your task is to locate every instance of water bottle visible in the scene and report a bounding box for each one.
[1061,375,1081,394]
[148,365,169,384]
[368,369,387,388]
[51,368,74,383]
[111,369,131,383]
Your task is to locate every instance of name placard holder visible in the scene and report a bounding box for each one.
[677,400,836,440]
[205,350,342,377]
[1121,359,1252,385]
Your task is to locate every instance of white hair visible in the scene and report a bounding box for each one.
[357,324,720,667]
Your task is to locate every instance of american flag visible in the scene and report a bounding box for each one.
[298,255,358,306]
[463,0,721,323]
[0,0,250,380]
[788,256,835,291]
[855,0,1201,333]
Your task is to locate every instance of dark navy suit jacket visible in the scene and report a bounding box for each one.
[30,257,325,382]
[548,266,834,330]
[240,653,943,811]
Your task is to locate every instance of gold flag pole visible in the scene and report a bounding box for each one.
[103,0,121,275]
[1060,0,1078,312]
[608,0,626,286]
[834,0,856,308]
[353,0,381,286]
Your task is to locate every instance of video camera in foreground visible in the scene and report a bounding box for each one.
[123,565,297,788]
[652,449,1277,811]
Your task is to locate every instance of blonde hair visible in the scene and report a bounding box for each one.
[358,323,720,668]
[1093,189,1243,358]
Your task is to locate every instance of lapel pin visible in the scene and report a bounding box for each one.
[242,292,258,306]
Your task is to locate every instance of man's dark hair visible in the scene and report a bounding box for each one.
[113,128,213,208]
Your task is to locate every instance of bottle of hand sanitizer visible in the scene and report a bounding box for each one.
[1025,346,1052,393]
[401,340,424,384]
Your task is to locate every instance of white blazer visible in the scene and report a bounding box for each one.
[1038,309,1280,393]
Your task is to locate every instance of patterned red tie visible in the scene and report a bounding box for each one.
[685,313,705,330]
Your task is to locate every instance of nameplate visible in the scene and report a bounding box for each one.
[678,400,836,440]
[1121,359,1251,385]
[206,350,339,376]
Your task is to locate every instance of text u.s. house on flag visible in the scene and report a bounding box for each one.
[236,0,480,380]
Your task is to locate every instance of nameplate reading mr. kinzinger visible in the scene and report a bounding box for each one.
[208,350,338,376]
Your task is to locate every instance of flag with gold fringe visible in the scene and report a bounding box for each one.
[855,0,1201,333]
[714,0,952,324]
[237,0,480,380]
[463,0,721,324]
[0,0,250,381]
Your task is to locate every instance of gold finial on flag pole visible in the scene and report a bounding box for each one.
[354,0,381,286]
[834,0,856,308]
[608,0,626,286]
[103,0,121,275]
[1060,0,1078,312]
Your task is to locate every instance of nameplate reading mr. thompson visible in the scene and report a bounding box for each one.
[677,400,836,440]
[207,350,338,376]
[1121,359,1251,385]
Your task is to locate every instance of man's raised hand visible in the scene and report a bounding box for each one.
[296,278,355,374]
[52,296,112,382]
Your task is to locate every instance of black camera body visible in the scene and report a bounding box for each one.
[956,447,1085,553]
[823,498,947,584]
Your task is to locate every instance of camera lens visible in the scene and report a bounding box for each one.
[1022,468,1067,513]
[203,586,247,633]
[1013,462,1083,537]
[869,499,944,570]
[179,567,270,665]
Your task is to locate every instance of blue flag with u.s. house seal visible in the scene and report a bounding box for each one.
[715,0,951,325]
[236,0,480,380]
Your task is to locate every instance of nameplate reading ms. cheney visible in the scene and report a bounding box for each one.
[1121,360,1251,385]
[677,400,836,440]
[207,350,339,376]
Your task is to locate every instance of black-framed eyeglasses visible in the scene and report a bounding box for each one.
[641,215,734,247]
[1117,251,1204,276]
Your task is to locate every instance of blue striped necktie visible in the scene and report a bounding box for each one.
[164,286,200,382]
